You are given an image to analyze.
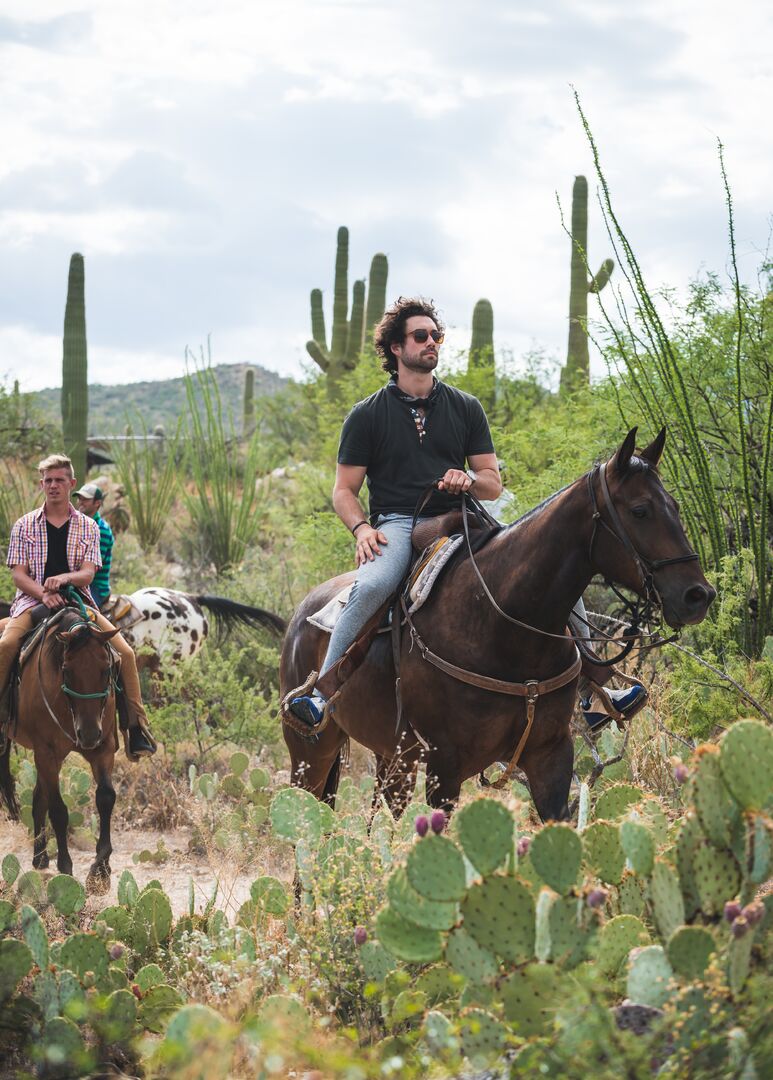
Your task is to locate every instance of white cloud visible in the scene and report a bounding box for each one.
[0,0,769,396]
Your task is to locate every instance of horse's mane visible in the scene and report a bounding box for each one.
[506,454,659,532]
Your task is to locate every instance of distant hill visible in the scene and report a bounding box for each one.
[30,363,289,436]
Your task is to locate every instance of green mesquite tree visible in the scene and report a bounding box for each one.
[61,253,89,483]
[560,176,614,392]
[469,298,495,411]
[306,227,389,395]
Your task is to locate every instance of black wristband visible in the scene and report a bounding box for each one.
[351,520,369,536]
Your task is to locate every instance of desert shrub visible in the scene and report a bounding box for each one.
[147,641,283,766]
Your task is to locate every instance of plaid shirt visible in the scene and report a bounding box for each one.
[6,504,102,617]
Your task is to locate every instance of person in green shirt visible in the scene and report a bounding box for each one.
[74,483,113,610]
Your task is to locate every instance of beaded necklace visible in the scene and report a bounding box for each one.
[409,406,427,444]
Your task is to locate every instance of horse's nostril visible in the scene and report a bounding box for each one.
[685,585,712,608]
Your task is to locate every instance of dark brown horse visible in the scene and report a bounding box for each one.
[0,608,122,892]
[280,430,715,821]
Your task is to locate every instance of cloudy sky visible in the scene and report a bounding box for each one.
[0,0,769,392]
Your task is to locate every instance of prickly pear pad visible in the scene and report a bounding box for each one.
[455,798,515,877]
[387,867,459,930]
[649,860,686,940]
[719,719,773,811]
[596,915,650,977]
[582,820,625,884]
[626,945,675,1009]
[459,1007,507,1064]
[529,823,582,895]
[667,926,716,980]
[376,906,443,963]
[460,875,535,963]
[445,927,499,985]
[500,963,562,1036]
[620,819,655,876]
[693,842,741,917]
[407,834,467,902]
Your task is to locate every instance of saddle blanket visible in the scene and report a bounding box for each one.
[307,535,464,635]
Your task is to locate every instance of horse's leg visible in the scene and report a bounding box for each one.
[425,750,462,815]
[86,750,116,894]
[32,752,72,873]
[520,734,574,823]
[287,724,347,806]
[374,747,421,820]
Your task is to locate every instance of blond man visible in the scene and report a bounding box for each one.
[0,454,155,759]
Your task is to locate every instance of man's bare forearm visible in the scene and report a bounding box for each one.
[332,487,369,533]
[469,468,503,501]
[12,567,46,602]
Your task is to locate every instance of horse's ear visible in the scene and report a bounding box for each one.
[92,625,122,643]
[613,428,638,475]
[640,427,666,467]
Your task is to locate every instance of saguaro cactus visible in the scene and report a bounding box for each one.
[469,299,495,411]
[61,253,89,482]
[560,176,614,392]
[306,227,388,395]
[243,367,255,437]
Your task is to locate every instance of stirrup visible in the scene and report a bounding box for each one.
[587,675,647,725]
[281,671,338,740]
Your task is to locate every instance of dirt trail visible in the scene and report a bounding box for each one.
[0,816,286,920]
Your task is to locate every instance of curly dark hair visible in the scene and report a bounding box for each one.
[373,296,444,374]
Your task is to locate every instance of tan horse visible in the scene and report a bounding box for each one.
[0,608,122,892]
[280,430,716,822]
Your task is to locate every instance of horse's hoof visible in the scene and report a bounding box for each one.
[33,854,50,870]
[86,867,111,895]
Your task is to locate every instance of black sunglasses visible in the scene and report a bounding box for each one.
[405,328,444,344]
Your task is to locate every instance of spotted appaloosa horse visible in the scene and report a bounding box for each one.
[0,589,286,671]
[116,588,286,670]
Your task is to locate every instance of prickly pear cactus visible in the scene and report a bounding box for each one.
[131,888,173,954]
[59,932,109,984]
[692,842,741,917]
[0,938,34,1004]
[690,747,738,847]
[626,945,675,1009]
[666,925,716,980]
[529,823,582,895]
[620,818,655,876]
[582,820,625,884]
[455,797,514,877]
[48,874,86,918]
[459,1007,506,1065]
[461,876,535,963]
[594,783,644,822]
[20,903,49,968]
[407,834,467,902]
[719,719,773,810]
[376,907,443,963]
[649,860,686,939]
[445,928,499,985]
[387,867,459,931]
[2,852,20,886]
[596,915,650,977]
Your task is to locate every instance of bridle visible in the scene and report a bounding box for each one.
[36,607,119,749]
[586,462,699,642]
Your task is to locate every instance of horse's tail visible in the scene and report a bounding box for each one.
[0,738,19,821]
[192,596,287,638]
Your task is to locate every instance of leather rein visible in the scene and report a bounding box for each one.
[398,463,698,784]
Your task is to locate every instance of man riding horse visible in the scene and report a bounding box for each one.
[0,453,156,760]
[287,296,646,730]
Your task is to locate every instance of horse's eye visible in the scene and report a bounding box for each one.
[631,506,648,519]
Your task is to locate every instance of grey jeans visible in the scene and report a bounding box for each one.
[319,515,592,696]
[320,514,415,677]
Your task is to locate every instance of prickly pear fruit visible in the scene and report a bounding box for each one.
[517,836,531,858]
[415,815,429,837]
[724,900,742,923]
[586,887,607,909]
[354,927,367,946]
[430,810,446,834]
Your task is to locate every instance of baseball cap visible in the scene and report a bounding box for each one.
[74,483,104,500]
